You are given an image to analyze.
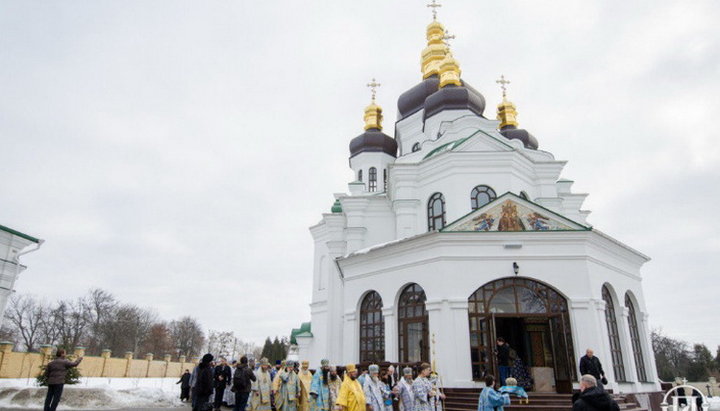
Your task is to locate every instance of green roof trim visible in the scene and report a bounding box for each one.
[331,199,343,213]
[423,135,473,160]
[290,322,312,345]
[0,224,40,243]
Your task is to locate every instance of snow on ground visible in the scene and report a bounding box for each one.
[0,377,183,409]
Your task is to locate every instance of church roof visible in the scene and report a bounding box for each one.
[0,224,40,243]
[442,192,590,232]
[290,322,312,345]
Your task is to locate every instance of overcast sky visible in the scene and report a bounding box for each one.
[1,1,719,350]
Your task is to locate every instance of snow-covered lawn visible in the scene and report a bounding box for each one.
[0,377,184,409]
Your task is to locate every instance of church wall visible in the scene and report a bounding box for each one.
[336,230,656,392]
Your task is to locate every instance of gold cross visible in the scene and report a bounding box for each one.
[427,0,442,20]
[367,78,381,102]
[443,30,455,47]
[496,74,511,98]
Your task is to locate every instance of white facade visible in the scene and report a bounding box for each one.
[295,26,660,395]
[0,225,42,326]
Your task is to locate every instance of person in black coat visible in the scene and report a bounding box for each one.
[232,356,257,411]
[573,375,620,411]
[213,357,232,410]
[177,369,192,402]
[193,354,215,411]
[579,349,606,385]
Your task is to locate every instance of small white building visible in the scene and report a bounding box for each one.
[294,16,660,395]
[0,224,42,325]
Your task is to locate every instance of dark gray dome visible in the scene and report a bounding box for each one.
[500,125,539,150]
[397,76,440,120]
[349,128,398,158]
[423,81,486,119]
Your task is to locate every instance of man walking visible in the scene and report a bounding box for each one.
[43,348,83,411]
[193,354,215,411]
[336,364,365,411]
[214,357,232,410]
[572,375,619,411]
[177,369,192,402]
[233,356,258,411]
[252,358,274,411]
[579,349,606,387]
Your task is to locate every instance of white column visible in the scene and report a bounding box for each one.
[640,312,660,389]
[392,199,419,239]
[569,299,600,375]
[448,299,473,387]
[382,306,398,362]
[343,311,358,364]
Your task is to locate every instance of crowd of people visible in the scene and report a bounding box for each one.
[181,355,446,411]
[179,345,627,411]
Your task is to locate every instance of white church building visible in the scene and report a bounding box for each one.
[0,224,42,325]
[292,14,660,395]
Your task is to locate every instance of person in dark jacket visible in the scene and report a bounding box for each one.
[177,369,192,402]
[43,348,83,411]
[193,353,215,411]
[213,357,232,410]
[579,349,606,386]
[572,375,619,411]
[495,338,511,385]
[233,355,257,411]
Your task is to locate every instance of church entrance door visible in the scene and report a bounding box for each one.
[468,277,576,394]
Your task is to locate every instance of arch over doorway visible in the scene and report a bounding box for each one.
[359,291,384,363]
[468,277,576,393]
[397,283,429,363]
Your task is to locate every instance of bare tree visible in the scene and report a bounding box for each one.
[4,295,45,351]
[83,288,117,355]
[169,317,205,358]
[51,297,90,351]
[141,322,173,357]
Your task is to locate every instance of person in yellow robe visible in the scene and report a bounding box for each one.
[336,364,366,411]
[298,360,314,411]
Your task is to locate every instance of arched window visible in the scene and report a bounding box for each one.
[359,291,385,363]
[468,277,576,391]
[427,193,446,231]
[398,284,428,363]
[369,167,377,192]
[602,285,626,381]
[625,294,647,381]
[383,169,388,191]
[412,142,421,152]
[470,185,497,210]
[358,169,363,182]
[519,191,529,200]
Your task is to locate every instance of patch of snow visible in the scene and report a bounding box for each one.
[0,377,183,409]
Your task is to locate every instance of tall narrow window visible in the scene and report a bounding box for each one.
[427,193,446,231]
[369,167,377,192]
[358,169,363,182]
[383,169,388,192]
[625,294,648,381]
[470,185,497,210]
[602,285,626,381]
[359,291,385,363]
[398,284,428,363]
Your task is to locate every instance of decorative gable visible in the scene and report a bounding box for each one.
[442,192,589,232]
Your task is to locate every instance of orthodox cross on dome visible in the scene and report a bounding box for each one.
[427,0,442,20]
[496,74,511,99]
[443,30,456,48]
[367,78,381,102]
